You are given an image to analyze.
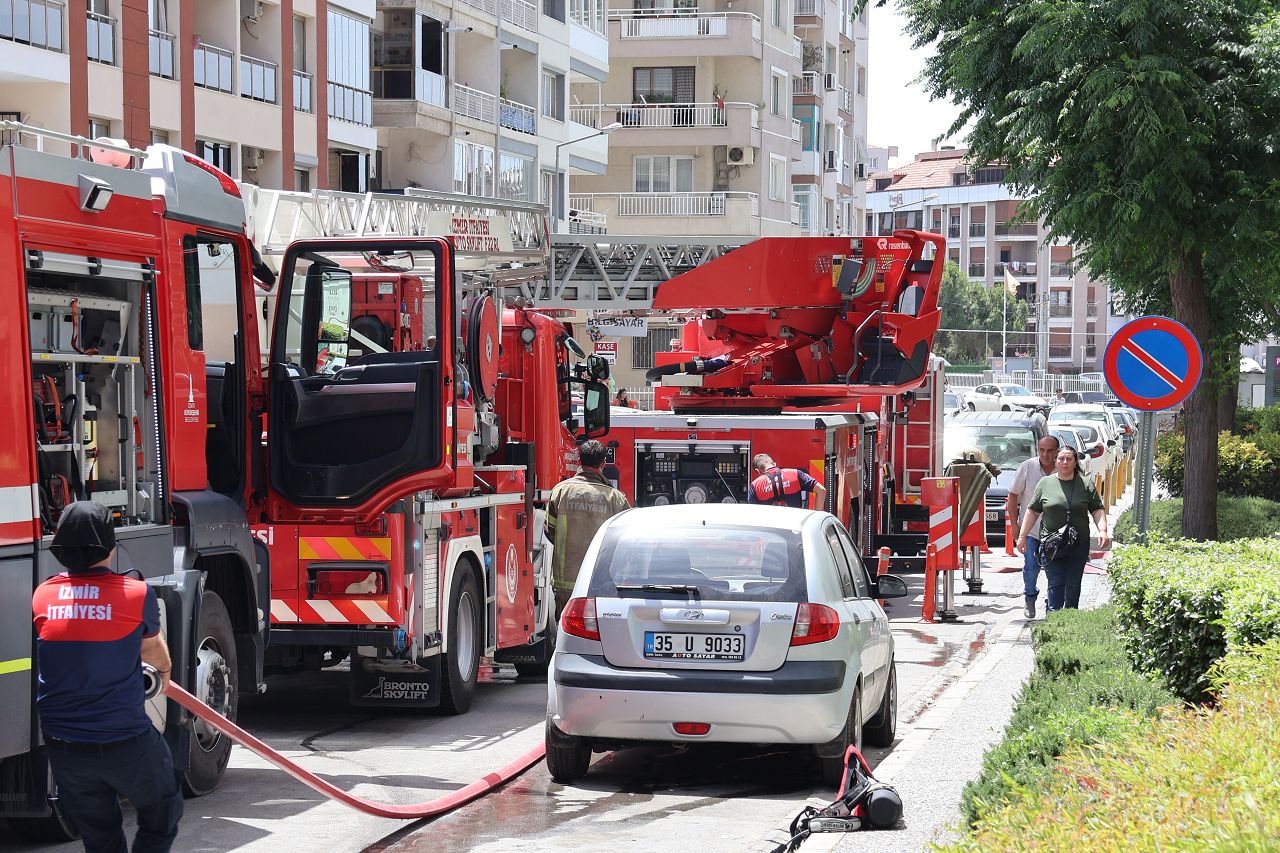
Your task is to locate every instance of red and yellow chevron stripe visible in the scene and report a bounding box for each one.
[298,536,393,562]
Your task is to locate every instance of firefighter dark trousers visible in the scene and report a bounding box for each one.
[45,726,184,853]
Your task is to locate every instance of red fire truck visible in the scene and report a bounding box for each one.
[241,188,610,708]
[608,232,946,565]
[2,125,270,838]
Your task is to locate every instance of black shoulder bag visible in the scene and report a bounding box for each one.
[1038,476,1079,565]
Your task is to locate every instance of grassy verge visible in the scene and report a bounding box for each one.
[1113,495,1280,543]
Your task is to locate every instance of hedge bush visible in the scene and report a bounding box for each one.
[1113,496,1280,543]
[940,639,1280,852]
[1234,403,1280,436]
[959,607,1178,828]
[1153,430,1280,499]
[1108,539,1280,703]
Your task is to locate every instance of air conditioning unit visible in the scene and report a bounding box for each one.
[824,150,837,172]
[727,146,754,167]
[824,72,837,91]
[242,146,265,171]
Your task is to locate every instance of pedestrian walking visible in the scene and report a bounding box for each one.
[547,440,631,616]
[746,454,827,509]
[1015,448,1109,611]
[1005,435,1060,619]
[31,501,183,853]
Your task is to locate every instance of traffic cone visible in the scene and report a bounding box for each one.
[876,546,891,608]
[920,544,939,624]
[1004,518,1016,557]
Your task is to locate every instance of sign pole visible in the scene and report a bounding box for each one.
[1134,411,1156,543]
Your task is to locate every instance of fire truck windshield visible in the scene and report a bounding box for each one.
[281,249,439,376]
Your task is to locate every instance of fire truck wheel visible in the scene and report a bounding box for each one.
[8,797,79,842]
[864,661,898,747]
[818,684,862,789]
[439,564,481,715]
[184,591,238,797]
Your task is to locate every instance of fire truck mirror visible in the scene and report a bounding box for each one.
[565,336,586,359]
[586,354,611,382]
[581,380,610,440]
[318,270,353,343]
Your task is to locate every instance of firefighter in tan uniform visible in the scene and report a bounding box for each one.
[546,439,630,616]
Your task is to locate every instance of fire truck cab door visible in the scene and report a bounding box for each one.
[268,239,453,514]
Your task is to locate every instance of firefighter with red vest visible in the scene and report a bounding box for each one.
[31,502,183,853]
[747,453,827,509]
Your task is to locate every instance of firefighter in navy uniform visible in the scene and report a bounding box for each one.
[747,453,828,509]
[31,502,183,853]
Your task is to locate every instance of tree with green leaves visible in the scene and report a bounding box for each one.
[890,0,1280,540]
[935,260,1030,365]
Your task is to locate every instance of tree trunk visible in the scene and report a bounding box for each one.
[1218,384,1237,434]
[1169,248,1218,540]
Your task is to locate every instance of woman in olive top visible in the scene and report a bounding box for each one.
[1015,447,1109,611]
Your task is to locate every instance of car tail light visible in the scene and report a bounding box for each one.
[1089,443,1105,458]
[673,722,711,736]
[790,603,840,646]
[561,597,599,640]
[312,569,386,596]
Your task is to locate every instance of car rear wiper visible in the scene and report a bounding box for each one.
[614,584,702,596]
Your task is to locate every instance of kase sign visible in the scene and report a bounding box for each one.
[593,341,618,362]
[1103,316,1203,411]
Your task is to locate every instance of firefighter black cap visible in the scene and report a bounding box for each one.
[50,501,115,572]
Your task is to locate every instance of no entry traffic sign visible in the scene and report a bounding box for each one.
[1103,316,1203,411]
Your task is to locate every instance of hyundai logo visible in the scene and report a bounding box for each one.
[682,610,704,620]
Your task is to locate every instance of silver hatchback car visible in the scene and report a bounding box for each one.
[545,504,908,786]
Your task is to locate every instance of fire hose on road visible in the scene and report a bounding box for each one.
[148,668,546,819]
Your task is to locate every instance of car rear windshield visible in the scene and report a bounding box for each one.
[1080,391,1111,404]
[1051,430,1080,450]
[1051,407,1108,425]
[586,525,807,603]
[944,425,1039,471]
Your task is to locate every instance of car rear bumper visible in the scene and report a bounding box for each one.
[548,653,849,744]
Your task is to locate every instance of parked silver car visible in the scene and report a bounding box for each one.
[545,505,908,787]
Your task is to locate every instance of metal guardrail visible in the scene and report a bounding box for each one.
[149,29,174,78]
[240,54,278,104]
[453,83,497,123]
[293,70,312,112]
[501,0,539,30]
[86,10,114,65]
[500,98,536,134]
[194,42,234,93]
[329,80,372,125]
[1,0,64,51]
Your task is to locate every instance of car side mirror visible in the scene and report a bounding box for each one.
[873,574,909,599]
[1107,439,1116,447]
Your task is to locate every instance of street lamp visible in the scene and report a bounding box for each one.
[553,122,622,232]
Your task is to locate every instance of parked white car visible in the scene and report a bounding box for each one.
[965,383,1050,413]
[546,504,908,787]
[1048,417,1120,485]
[1049,404,1125,461]
[1049,426,1106,483]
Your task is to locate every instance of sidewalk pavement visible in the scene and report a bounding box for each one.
[761,488,1131,852]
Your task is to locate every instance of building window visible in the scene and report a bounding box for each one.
[770,71,787,117]
[771,0,783,28]
[295,169,311,192]
[294,16,307,72]
[769,154,787,201]
[542,169,559,220]
[874,177,892,191]
[856,65,866,96]
[454,140,495,197]
[150,129,169,145]
[544,0,566,23]
[632,67,694,104]
[333,149,369,193]
[952,172,967,186]
[196,139,232,175]
[541,69,565,120]
[632,327,678,369]
[974,166,1006,184]
[327,10,372,125]
[634,156,693,193]
[499,152,534,200]
[88,118,111,140]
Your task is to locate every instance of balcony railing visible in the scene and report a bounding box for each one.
[571,102,756,130]
[969,221,986,237]
[501,0,538,31]
[614,10,744,39]
[240,55,278,104]
[948,224,961,238]
[967,263,986,277]
[86,10,114,65]
[792,34,802,58]
[1049,304,1073,318]
[459,0,497,15]
[1050,262,1075,278]
[1087,302,1100,318]
[995,219,1039,237]
[796,0,818,14]
[994,260,1037,276]
[453,83,497,123]
[194,42,234,93]
[791,118,802,142]
[500,98,536,135]
[838,85,852,113]
[1048,346,1073,359]
[570,0,606,34]
[793,71,820,96]
[329,80,372,126]
[1,0,64,52]
[567,208,607,234]
[293,70,313,112]
[148,29,174,78]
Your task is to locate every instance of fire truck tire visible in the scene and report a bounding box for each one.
[183,591,238,797]
[864,661,897,747]
[439,565,481,715]
[545,716,591,783]
[817,684,862,789]
[7,798,79,842]
[514,608,556,678]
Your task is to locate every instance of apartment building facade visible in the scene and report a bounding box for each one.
[867,148,1109,373]
[0,0,382,190]
[565,0,866,237]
